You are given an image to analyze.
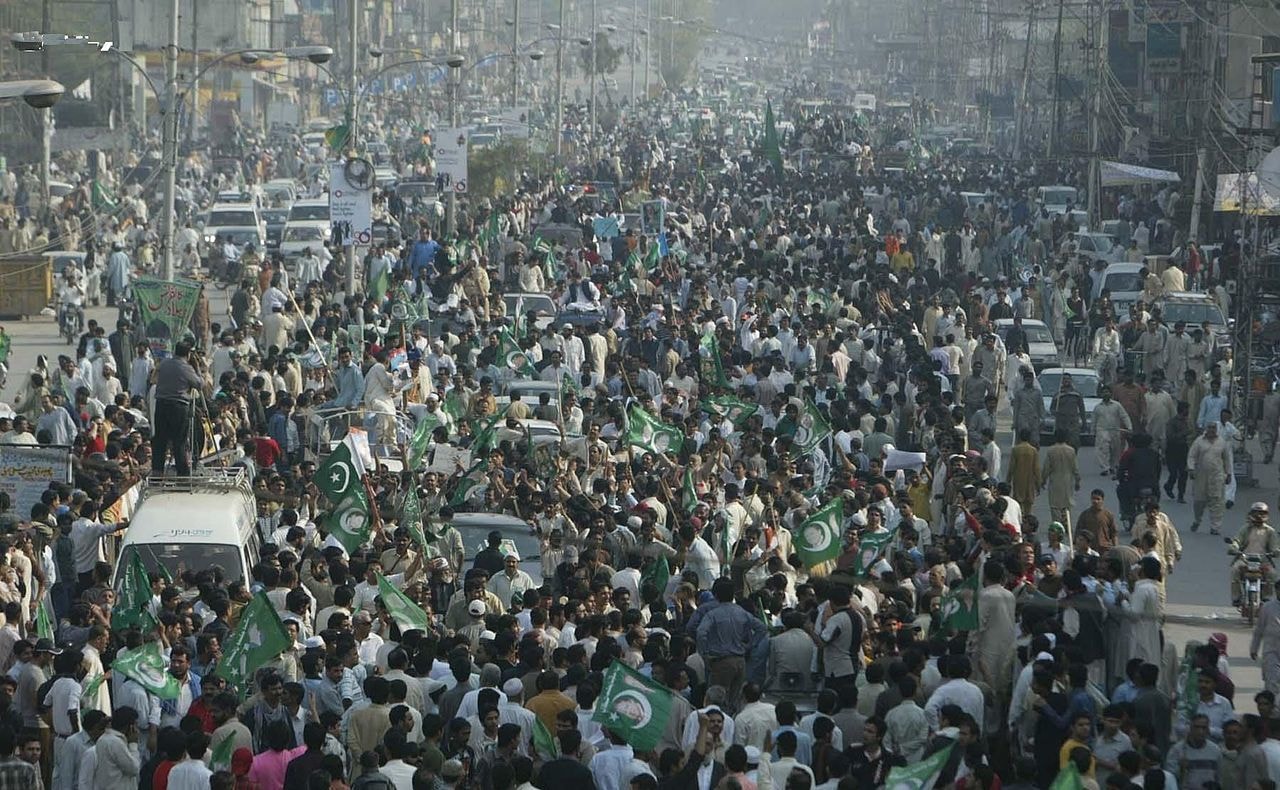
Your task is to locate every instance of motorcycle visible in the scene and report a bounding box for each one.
[1226,537,1275,625]
[58,303,82,345]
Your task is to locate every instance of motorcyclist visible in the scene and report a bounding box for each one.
[57,269,86,335]
[1092,316,1122,386]
[1230,502,1280,606]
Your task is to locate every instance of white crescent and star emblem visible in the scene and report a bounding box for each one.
[329,461,352,493]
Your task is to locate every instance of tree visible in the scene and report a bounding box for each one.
[658,0,711,89]
[578,31,623,77]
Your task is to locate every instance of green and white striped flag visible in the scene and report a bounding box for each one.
[35,597,53,641]
[114,641,180,699]
[794,499,843,568]
[376,573,432,633]
[624,404,684,456]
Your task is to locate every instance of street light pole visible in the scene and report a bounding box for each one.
[644,0,650,99]
[447,0,459,240]
[344,0,358,296]
[511,0,520,108]
[160,0,180,281]
[630,0,636,104]
[589,0,596,144]
[556,0,565,158]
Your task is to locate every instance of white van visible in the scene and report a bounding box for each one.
[1036,185,1079,216]
[113,469,260,586]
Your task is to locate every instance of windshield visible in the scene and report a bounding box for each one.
[452,521,543,584]
[284,226,326,241]
[289,204,330,221]
[1161,302,1226,326]
[1039,372,1099,398]
[398,182,435,198]
[1103,272,1143,293]
[118,543,243,585]
[207,210,257,226]
[1022,325,1055,343]
[505,295,556,316]
[1041,188,1076,205]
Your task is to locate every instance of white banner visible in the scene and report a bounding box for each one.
[436,128,470,193]
[51,126,128,153]
[0,445,71,520]
[329,161,374,246]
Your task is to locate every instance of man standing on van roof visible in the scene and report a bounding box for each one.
[152,341,205,477]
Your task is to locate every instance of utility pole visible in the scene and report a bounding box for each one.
[555,0,565,158]
[344,0,358,295]
[1086,0,1103,229]
[1049,0,1064,159]
[188,0,199,146]
[1189,0,1220,242]
[630,0,637,104]
[447,0,459,240]
[1014,2,1037,160]
[40,0,52,208]
[511,0,520,109]
[644,0,651,99]
[589,0,597,145]
[160,0,180,281]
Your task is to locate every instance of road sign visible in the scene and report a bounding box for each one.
[436,127,469,193]
[329,161,372,246]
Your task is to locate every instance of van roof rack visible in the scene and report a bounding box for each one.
[141,468,252,496]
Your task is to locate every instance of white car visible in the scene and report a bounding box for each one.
[1039,367,1101,444]
[994,318,1061,371]
[278,223,329,261]
[1072,232,1122,267]
[201,204,265,250]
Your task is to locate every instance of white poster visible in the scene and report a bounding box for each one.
[328,161,374,246]
[0,445,71,521]
[436,127,470,193]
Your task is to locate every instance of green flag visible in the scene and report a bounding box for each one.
[851,529,896,576]
[1179,654,1200,718]
[408,412,442,471]
[791,399,833,456]
[450,459,489,507]
[698,333,731,389]
[763,100,784,173]
[216,592,292,691]
[112,550,153,632]
[938,571,981,631]
[592,660,675,751]
[370,266,391,303]
[643,243,661,272]
[376,573,432,633]
[700,395,757,426]
[209,731,237,771]
[442,391,466,424]
[80,674,106,709]
[401,486,430,550]
[316,437,372,553]
[113,641,180,699]
[794,499,843,568]
[498,328,537,377]
[0,331,10,366]
[532,717,559,760]
[1049,763,1085,790]
[324,123,350,152]
[470,412,502,458]
[35,598,53,641]
[91,179,118,211]
[624,405,684,456]
[640,556,670,600]
[680,467,699,512]
[885,742,953,790]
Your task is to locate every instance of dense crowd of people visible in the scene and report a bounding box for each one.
[0,62,1270,790]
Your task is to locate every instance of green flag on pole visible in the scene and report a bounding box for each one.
[35,598,53,641]
[794,498,844,568]
[790,399,833,456]
[316,436,372,553]
[114,641,181,699]
[216,591,292,691]
[698,333,731,389]
[532,717,559,760]
[592,660,675,751]
[498,327,537,377]
[938,571,981,631]
[763,100,784,173]
[700,395,758,426]
[376,573,432,633]
[112,550,153,632]
[640,556,670,599]
[643,243,661,272]
[680,467,699,512]
[624,405,684,456]
[885,742,954,790]
[209,731,237,771]
[851,529,896,576]
[408,412,442,471]
[401,486,430,550]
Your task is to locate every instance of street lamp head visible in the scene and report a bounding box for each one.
[239,51,262,65]
[545,23,561,32]
[578,37,591,46]
[0,79,66,109]
[603,24,617,33]
[528,50,545,62]
[445,54,465,69]
[301,46,333,64]
[367,45,383,58]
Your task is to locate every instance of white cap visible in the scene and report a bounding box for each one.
[468,600,486,616]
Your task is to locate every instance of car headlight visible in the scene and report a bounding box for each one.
[203,234,215,243]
